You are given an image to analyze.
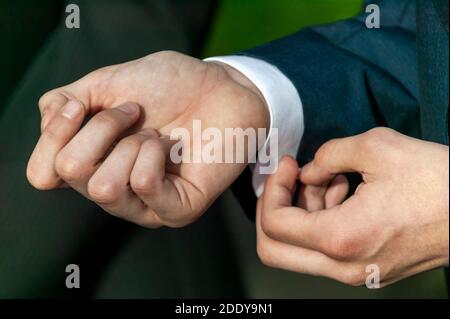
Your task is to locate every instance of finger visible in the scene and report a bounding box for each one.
[324,174,349,208]
[130,136,191,227]
[256,195,345,279]
[263,155,299,212]
[39,93,69,131]
[296,174,349,211]
[87,129,162,227]
[296,183,327,211]
[55,102,141,195]
[300,135,370,187]
[261,156,347,256]
[262,157,368,260]
[38,65,116,120]
[27,100,86,190]
[33,67,116,188]
[261,203,345,257]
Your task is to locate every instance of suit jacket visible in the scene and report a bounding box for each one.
[233,0,449,220]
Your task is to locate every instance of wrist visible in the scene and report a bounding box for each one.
[208,61,270,133]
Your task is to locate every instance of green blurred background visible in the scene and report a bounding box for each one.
[204,0,363,56]
[1,0,447,298]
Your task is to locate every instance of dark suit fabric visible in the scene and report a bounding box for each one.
[234,0,448,218]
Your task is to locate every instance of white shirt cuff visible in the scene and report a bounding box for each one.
[204,55,304,197]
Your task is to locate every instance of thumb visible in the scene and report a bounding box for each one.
[301,134,371,186]
[263,155,299,211]
[39,66,115,131]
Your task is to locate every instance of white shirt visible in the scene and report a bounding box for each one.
[204,56,304,197]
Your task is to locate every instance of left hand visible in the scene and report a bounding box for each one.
[26,51,269,228]
[256,128,449,287]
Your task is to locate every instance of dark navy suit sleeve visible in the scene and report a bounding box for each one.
[241,0,420,164]
[231,0,421,220]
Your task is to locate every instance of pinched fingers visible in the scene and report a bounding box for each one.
[296,174,349,211]
[260,156,360,261]
[258,158,370,286]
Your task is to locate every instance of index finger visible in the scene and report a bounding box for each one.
[27,100,86,190]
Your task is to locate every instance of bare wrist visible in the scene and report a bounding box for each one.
[207,61,270,132]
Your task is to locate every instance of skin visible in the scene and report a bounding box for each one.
[27,51,269,228]
[27,51,449,286]
[257,128,449,286]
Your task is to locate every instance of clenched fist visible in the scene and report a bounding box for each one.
[27,51,269,228]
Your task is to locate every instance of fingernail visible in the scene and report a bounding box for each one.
[61,100,83,119]
[117,103,138,114]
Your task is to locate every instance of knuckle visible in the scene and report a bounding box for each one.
[55,153,83,182]
[140,220,163,229]
[26,164,56,190]
[151,50,180,61]
[84,66,112,82]
[256,239,275,268]
[366,127,394,137]
[162,214,199,228]
[359,127,396,152]
[314,140,338,167]
[130,175,158,196]
[328,233,362,260]
[337,267,366,287]
[87,179,119,205]
[260,211,280,240]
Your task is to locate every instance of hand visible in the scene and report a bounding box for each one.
[27,51,269,228]
[256,128,449,287]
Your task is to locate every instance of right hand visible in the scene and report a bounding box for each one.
[27,51,269,227]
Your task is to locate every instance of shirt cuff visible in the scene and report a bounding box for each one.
[204,55,304,197]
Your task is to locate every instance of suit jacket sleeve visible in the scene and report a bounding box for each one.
[231,0,421,220]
